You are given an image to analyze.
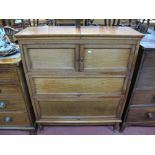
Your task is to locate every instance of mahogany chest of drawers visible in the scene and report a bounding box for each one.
[0,54,35,132]
[15,26,143,129]
[121,34,155,131]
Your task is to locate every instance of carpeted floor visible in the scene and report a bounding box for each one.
[0,126,155,135]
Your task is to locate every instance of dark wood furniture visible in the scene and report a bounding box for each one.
[121,34,155,131]
[15,26,143,130]
[0,54,35,133]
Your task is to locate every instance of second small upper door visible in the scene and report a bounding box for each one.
[79,45,132,74]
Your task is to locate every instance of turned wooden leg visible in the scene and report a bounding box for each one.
[113,123,120,132]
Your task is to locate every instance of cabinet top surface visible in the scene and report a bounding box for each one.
[140,34,155,49]
[15,26,143,38]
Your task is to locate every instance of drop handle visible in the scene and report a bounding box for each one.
[147,112,154,119]
[0,101,6,109]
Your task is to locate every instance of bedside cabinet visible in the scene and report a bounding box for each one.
[15,26,143,130]
[0,53,35,133]
[121,34,155,131]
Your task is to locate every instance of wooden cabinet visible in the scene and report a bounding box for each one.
[0,55,35,132]
[16,26,143,129]
[121,34,155,130]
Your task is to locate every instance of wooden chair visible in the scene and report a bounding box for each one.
[3,26,19,43]
[87,19,121,26]
[135,19,150,34]
[54,19,83,26]
[87,19,135,27]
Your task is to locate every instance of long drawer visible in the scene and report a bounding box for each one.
[127,107,155,122]
[0,112,31,126]
[131,90,155,105]
[32,77,125,96]
[0,99,26,111]
[37,98,121,119]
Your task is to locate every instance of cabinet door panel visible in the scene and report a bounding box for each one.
[24,45,79,72]
[80,46,131,73]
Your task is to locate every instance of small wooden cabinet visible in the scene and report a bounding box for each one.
[121,34,155,131]
[0,54,35,132]
[16,26,143,129]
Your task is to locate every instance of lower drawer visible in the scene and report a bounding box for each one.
[0,99,26,111]
[0,112,31,126]
[38,98,121,119]
[127,107,155,122]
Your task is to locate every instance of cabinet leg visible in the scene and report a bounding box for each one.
[113,123,120,132]
[38,124,44,132]
[120,124,126,133]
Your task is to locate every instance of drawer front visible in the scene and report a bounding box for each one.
[0,85,22,97]
[81,47,131,73]
[127,107,155,122]
[143,51,155,68]
[0,68,18,81]
[33,77,125,95]
[0,112,30,126]
[131,90,155,105]
[0,99,26,111]
[25,45,78,72]
[137,68,155,88]
[38,98,121,118]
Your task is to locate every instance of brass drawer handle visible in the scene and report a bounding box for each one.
[147,112,154,120]
[3,117,13,123]
[0,101,6,109]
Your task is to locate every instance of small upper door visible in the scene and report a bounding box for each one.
[79,45,132,74]
[23,44,79,73]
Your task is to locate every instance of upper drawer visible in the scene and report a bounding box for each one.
[130,90,155,105]
[32,77,125,96]
[136,68,155,88]
[80,46,131,73]
[23,44,79,72]
[0,84,22,97]
[142,51,155,68]
[0,68,18,81]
